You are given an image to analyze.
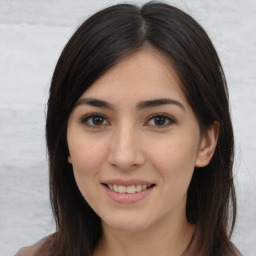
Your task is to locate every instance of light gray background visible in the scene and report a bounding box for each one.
[0,0,255,255]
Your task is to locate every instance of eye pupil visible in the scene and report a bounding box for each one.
[93,116,104,125]
[154,116,166,125]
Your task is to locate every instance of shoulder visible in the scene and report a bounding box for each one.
[15,235,54,256]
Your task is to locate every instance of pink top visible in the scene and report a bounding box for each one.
[15,235,52,256]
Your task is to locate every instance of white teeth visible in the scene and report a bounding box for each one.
[107,184,152,194]
[142,185,147,190]
[136,184,142,192]
[118,185,126,193]
[113,184,118,192]
[127,185,136,194]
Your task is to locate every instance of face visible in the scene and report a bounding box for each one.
[67,48,214,233]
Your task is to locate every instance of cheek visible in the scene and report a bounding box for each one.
[69,138,105,171]
[69,141,106,205]
[148,135,198,187]
[68,139,107,196]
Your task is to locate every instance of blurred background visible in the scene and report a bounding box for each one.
[0,0,255,255]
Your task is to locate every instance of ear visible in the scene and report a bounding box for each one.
[68,155,72,164]
[195,121,220,167]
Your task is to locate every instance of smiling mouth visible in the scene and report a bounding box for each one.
[103,184,155,194]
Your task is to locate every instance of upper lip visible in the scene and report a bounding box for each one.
[102,179,154,186]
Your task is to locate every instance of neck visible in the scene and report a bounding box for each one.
[94,213,195,256]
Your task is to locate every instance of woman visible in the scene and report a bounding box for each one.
[16,2,242,256]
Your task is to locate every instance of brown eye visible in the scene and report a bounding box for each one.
[146,114,175,127]
[92,116,104,125]
[154,116,166,126]
[81,113,109,128]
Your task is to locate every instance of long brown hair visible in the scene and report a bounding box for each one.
[46,2,237,255]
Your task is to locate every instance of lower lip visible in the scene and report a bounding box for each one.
[102,184,154,204]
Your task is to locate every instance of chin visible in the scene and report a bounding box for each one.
[107,222,149,233]
[101,213,154,233]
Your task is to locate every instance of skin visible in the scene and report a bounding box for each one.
[67,47,219,256]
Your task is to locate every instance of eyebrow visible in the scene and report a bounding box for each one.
[74,97,185,111]
[74,98,114,110]
[136,98,185,111]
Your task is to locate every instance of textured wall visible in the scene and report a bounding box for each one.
[0,0,255,255]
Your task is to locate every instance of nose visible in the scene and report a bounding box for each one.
[107,124,145,171]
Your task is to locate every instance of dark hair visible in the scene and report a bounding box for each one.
[46,2,236,256]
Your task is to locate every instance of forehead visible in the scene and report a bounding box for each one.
[80,47,186,104]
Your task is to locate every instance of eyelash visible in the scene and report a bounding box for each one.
[80,113,175,128]
[80,113,109,128]
[146,113,175,127]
